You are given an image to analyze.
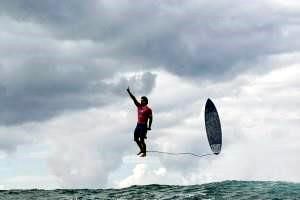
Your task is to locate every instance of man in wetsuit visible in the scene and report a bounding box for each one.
[127,87,152,157]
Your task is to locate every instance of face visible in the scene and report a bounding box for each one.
[141,98,147,106]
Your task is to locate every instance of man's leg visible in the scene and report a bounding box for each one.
[134,126,143,155]
[135,138,143,155]
[140,138,146,157]
[140,125,147,157]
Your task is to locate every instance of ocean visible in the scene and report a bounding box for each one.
[0,181,299,200]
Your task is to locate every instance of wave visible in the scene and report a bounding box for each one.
[0,181,299,199]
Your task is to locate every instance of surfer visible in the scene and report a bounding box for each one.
[127,87,153,157]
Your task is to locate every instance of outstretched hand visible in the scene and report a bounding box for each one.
[126,86,130,92]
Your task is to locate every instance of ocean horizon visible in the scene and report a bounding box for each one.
[0,180,299,199]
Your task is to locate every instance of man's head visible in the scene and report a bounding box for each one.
[141,96,148,106]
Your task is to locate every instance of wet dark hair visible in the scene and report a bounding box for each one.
[141,96,148,105]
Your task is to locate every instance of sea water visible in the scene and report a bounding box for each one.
[0,181,299,199]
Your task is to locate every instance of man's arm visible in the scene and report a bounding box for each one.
[147,115,153,130]
[126,87,140,107]
[148,115,152,130]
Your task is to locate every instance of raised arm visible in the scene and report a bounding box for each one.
[126,87,140,107]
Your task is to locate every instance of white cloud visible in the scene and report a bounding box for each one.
[117,163,184,188]
[0,0,300,189]
[1,61,300,188]
[115,61,300,186]
[42,105,134,188]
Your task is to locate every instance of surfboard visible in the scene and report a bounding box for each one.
[205,98,222,155]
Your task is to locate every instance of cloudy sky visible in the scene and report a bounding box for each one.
[0,0,300,189]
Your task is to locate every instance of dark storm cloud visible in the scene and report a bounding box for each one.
[1,0,299,125]
[2,0,299,77]
[0,63,155,125]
